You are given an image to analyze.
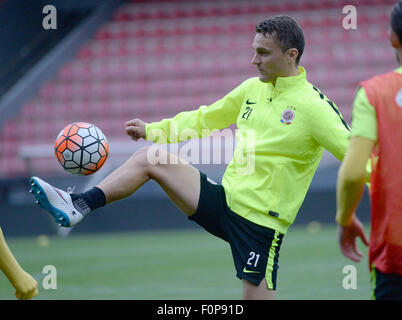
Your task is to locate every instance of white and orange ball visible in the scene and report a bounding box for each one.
[54,122,109,176]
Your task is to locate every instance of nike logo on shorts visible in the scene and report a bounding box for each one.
[243,267,260,274]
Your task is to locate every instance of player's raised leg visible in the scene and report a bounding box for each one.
[97,146,200,215]
[30,146,201,227]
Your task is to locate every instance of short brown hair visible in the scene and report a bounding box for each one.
[256,15,305,65]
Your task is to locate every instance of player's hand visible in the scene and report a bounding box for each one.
[125,118,146,141]
[338,216,369,263]
[12,270,38,300]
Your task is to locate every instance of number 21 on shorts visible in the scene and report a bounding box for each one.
[247,251,260,267]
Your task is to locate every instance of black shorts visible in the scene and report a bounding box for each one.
[372,266,402,300]
[189,172,284,290]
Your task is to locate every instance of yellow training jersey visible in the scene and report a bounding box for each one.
[145,66,350,234]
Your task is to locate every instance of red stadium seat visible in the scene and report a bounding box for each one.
[0,0,397,177]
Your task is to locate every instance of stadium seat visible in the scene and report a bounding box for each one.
[0,0,397,177]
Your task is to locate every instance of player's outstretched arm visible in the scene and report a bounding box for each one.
[0,228,38,300]
[131,79,249,145]
[336,137,374,262]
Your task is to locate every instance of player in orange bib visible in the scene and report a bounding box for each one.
[336,1,402,300]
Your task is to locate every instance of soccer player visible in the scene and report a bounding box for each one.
[29,16,350,300]
[336,1,402,300]
[0,227,38,299]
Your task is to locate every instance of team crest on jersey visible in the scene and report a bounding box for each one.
[280,108,295,125]
[395,88,402,107]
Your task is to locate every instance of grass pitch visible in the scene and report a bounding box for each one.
[0,224,371,300]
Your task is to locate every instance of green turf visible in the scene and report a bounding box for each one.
[0,224,371,300]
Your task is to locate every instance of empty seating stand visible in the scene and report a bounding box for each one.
[0,0,396,177]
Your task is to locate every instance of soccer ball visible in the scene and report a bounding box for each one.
[54,122,109,175]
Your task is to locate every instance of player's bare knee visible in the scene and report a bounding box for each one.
[128,146,152,171]
[129,146,165,176]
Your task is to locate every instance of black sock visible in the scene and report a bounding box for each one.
[71,187,106,213]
